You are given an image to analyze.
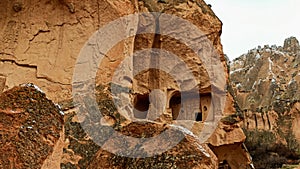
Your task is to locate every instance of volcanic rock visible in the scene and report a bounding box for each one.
[230,36,300,167]
[0,84,63,168]
[87,122,218,169]
[0,0,252,168]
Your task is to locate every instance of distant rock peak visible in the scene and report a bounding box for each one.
[233,37,299,64]
[283,36,300,53]
[230,36,300,167]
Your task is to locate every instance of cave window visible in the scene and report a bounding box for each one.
[195,112,202,121]
[133,93,149,119]
[169,92,181,120]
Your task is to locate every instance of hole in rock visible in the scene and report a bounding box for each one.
[133,93,149,119]
[195,112,203,121]
[170,92,181,120]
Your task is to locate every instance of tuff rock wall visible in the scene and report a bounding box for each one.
[230,37,300,168]
[1,0,252,168]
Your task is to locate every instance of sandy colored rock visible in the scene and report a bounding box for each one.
[0,0,135,102]
[0,76,5,93]
[0,0,252,168]
[231,36,300,133]
[291,102,300,141]
[230,37,300,167]
[210,143,252,169]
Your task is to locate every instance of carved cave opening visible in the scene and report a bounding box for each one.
[133,93,150,119]
[132,90,212,122]
[169,92,181,120]
[195,112,203,121]
[169,91,212,121]
[200,93,212,121]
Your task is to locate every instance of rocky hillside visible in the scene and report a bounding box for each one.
[230,37,300,168]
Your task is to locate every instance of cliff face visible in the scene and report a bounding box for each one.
[230,37,300,168]
[0,0,135,102]
[1,0,251,168]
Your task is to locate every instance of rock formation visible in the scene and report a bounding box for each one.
[0,0,252,168]
[230,36,300,168]
[87,122,218,169]
[0,84,64,168]
[0,0,135,102]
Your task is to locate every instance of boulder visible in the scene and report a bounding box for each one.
[0,84,63,168]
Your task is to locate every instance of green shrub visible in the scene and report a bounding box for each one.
[243,129,300,168]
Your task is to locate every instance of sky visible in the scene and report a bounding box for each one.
[203,0,300,60]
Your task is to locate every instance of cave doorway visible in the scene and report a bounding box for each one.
[169,92,181,120]
[200,93,212,121]
[133,93,149,119]
[195,112,203,121]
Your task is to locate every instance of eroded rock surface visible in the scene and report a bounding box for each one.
[230,37,300,168]
[87,122,218,169]
[0,85,63,168]
[0,0,135,102]
[1,0,252,168]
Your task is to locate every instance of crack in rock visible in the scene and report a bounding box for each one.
[0,59,69,85]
